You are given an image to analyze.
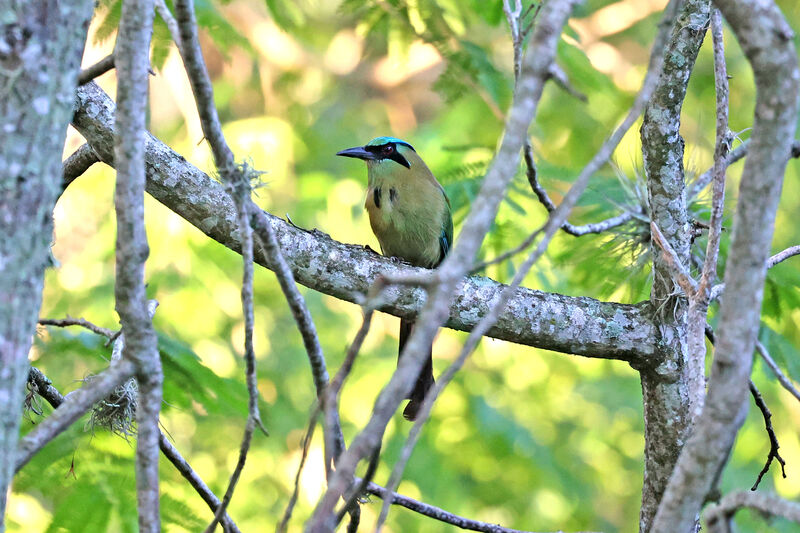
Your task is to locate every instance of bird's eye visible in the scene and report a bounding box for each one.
[382,144,394,155]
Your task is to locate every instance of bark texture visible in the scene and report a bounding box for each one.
[71,82,658,367]
[638,1,711,530]
[651,0,799,529]
[0,0,92,524]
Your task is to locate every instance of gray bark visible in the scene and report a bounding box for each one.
[113,0,162,529]
[0,0,92,526]
[638,1,711,530]
[651,0,800,528]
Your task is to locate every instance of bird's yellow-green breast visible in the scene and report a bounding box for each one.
[337,136,452,268]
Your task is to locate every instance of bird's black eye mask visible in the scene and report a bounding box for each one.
[365,142,413,169]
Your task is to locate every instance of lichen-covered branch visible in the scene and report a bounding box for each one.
[650,0,800,529]
[0,0,93,522]
[71,81,657,366]
[638,1,712,529]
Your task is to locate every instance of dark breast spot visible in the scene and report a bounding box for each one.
[389,187,398,204]
[373,187,382,209]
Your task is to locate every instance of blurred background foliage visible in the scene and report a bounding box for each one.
[10,0,800,531]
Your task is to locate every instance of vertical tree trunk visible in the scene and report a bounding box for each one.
[0,0,92,526]
[638,0,711,531]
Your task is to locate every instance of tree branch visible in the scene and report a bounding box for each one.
[114,0,162,528]
[755,340,800,404]
[747,380,786,490]
[15,358,137,472]
[78,53,115,85]
[364,480,600,533]
[71,81,659,366]
[650,0,800,528]
[62,143,101,191]
[26,366,241,532]
[170,0,267,529]
[704,491,800,532]
[38,316,116,339]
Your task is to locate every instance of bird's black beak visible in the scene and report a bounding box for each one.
[336,146,376,161]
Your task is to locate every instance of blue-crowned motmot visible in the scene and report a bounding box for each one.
[337,136,453,421]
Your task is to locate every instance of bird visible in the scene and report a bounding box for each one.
[336,136,453,421]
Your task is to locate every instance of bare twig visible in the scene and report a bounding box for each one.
[366,480,596,533]
[154,0,183,50]
[158,434,241,533]
[523,142,636,237]
[709,244,800,303]
[170,2,264,530]
[277,409,318,533]
[61,143,101,191]
[547,63,588,102]
[78,53,115,85]
[38,316,116,339]
[26,366,240,531]
[114,0,162,528]
[704,491,800,533]
[690,139,800,198]
[755,340,800,403]
[697,9,730,299]
[649,221,698,296]
[748,380,786,490]
[767,244,800,268]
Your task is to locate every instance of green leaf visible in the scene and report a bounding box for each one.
[158,333,249,417]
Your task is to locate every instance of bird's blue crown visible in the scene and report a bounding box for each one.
[366,136,415,152]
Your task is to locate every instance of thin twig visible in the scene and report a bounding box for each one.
[78,53,115,85]
[704,491,800,533]
[748,380,786,490]
[709,243,800,303]
[755,340,800,403]
[154,0,183,50]
[170,1,264,530]
[523,142,636,237]
[26,366,240,531]
[61,143,101,191]
[277,409,318,533]
[366,480,592,533]
[38,316,116,339]
[767,244,800,269]
[114,0,162,528]
[650,221,698,296]
[689,139,800,199]
[697,10,730,299]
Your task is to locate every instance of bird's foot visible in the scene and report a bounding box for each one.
[388,255,414,267]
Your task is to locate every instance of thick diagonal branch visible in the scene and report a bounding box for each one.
[71,82,657,364]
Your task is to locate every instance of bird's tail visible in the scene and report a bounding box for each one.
[398,318,435,421]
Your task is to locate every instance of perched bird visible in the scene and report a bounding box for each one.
[337,136,453,421]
